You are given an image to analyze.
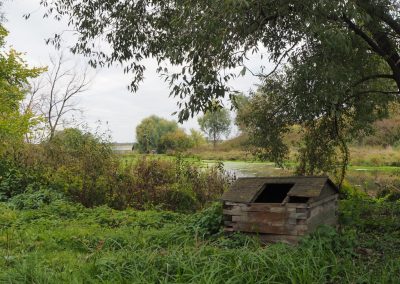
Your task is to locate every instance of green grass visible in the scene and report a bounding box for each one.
[348,165,400,172]
[1,198,399,283]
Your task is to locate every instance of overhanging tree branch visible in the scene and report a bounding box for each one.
[352,74,394,87]
[355,0,400,36]
[341,15,386,57]
[264,43,299,79]
[355,89,400,96]
[342,14,400,89]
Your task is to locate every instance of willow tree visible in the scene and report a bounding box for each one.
[135,116,178,153]
[38,0,400,175]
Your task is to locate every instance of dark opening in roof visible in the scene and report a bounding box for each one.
[288,196,309,203]
[253,183,294,203]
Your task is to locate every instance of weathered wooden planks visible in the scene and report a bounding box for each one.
[221,176,340,203]
[232,222,308,235]
[308,194,338,208]
[222,175,339,245]
[224,202,306,211]
[223,193,339,244]
[307,196,338,231]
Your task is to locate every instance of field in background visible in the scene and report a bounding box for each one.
[184,143,400,167]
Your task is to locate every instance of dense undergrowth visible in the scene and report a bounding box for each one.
[0,196,399,283]
[0,129,230,212]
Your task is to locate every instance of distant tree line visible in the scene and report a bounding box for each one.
[135,110,232,153]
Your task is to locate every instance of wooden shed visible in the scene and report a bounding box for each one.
[221,176,339,243]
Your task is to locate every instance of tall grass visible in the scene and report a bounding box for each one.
[1,198,399,283]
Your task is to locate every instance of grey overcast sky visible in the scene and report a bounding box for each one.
[4,0,264,142]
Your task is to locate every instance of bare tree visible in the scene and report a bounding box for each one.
[26,53,93,140]
[21,79,47,143]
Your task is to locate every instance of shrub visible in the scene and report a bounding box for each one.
[376,185,400,202]
[41,129,117,207]
[118,156,230,211]
[9,185,63,210]
[187,202,223,238]
[339,180,368,200]
[340,198,400,233]
[0,158,42,201]
[1,128,231,211]
[158,129,193,153]
[0,128,117,206]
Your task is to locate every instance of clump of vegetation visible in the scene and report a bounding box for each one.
[184,134,253,161]
[376,182,400,202]
[339,180,369,200]
[135,115,200,154]
[118,155,231,211]
[358,113,400,148]
[0,128,230,211]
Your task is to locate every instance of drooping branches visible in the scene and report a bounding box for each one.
[35,0,400,175]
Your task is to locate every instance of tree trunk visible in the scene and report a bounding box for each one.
[213,131,216,149]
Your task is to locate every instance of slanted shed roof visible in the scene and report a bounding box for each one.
[221,176,338,203]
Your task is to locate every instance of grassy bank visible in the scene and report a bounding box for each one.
[181,143,400,167]
[1,198,399,283]
[117,153,400,196]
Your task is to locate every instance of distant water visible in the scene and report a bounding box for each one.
[209,160,398,194]
[205,161,291,178]
[112,144,133,152]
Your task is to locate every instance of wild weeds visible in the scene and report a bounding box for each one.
[1,199,399,283]
[116,155,231,211]
[0,129,231,212]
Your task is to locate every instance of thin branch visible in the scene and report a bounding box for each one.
[264,43,298,79]
[341,15,387,57]
[242,65,264,78]
[352,74,394,87]
[355,0,400,37]
[27,51,94,140]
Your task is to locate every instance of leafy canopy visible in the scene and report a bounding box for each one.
[39,0,400,118]
[237,33,394,176]
[198,109,231,147]
[0,25,44,154]
[158,128,193,153]
[135,115,178,153]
